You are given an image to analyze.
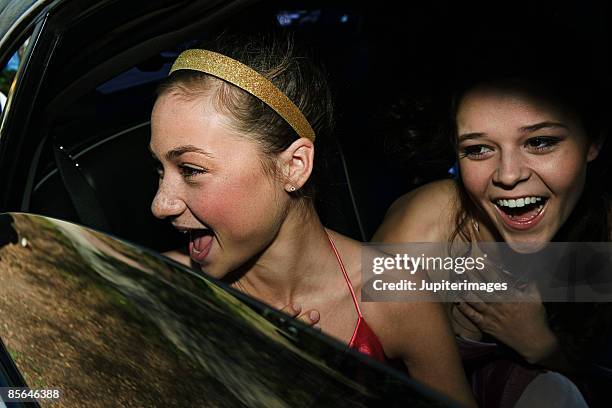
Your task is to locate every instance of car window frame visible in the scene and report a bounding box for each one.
[0,2,54,214]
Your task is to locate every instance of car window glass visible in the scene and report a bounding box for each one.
[0,213,431,407]
[0,37,30,118]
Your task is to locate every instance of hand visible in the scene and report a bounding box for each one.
[456,283,558,364]
[450,302,483,341]
[279,303,321,330]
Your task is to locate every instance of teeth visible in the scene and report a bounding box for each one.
[496,196,544,208]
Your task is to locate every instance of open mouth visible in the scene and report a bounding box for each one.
[188,229,214,264]
[493,196,548,230]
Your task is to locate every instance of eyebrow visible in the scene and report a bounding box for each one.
[457,132,485,142]
[518,121,568,133]
[458,121,569,142]
[148,144,214,161]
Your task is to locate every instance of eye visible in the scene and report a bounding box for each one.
[179,164,207,180]
[459,144,494,159]
[525,136,561,152]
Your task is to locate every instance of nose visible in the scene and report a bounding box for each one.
[151,180,187,219]
[492,149,531,188]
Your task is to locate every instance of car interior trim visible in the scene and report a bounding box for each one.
[32,121,150,194]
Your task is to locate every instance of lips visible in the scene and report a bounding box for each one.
[188,230,214,264]
[493,197,548,231]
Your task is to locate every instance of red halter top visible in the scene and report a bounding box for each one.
[326,233,387,363]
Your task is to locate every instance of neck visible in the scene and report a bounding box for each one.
[227,204,338,308]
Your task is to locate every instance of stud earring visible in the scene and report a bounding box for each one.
[288,186,296,192]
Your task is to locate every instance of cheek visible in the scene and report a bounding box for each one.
[536,149,588,196]
[459,161,493,198]
[188,169,280,239]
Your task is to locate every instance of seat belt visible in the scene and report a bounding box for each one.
[52,142,111,232]
[335,137,367,241]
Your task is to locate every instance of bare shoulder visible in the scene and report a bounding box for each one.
[362,300,452,358]
[362,299,476,406]
[325,228,363,274]
[372,179,460,243]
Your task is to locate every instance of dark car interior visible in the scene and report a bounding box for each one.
[3,0,610,254]
[25,0,389,252]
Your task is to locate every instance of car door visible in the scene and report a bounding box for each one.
[0,212,453,407]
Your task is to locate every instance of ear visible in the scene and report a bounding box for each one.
[278,137,315,192]
[587,135,604,162]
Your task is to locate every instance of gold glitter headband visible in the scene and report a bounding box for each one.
[169,49,316,141]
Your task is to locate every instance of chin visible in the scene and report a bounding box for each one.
[501,232,552,253]
[197,261,224,279]
[506,241,549,253]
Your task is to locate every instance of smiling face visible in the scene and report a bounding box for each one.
[456,84,600,251]
[150,92,289,278]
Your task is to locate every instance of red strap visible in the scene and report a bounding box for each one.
[326,231,363,318]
